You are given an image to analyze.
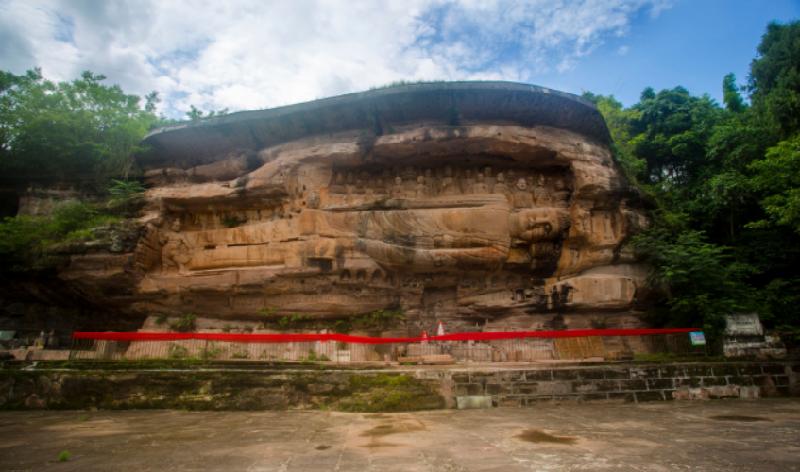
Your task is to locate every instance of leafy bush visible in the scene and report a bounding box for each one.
[748,135,800,233]
[303,350,330,362]
[107,179,146,211]
[169,313,197,333]
[168,344,189,359]
[332,308,405,333]
[200,346,222,360]
[221,214,247,228]
[0,201,120,271]
[257,307,404,333]
[632,226,755,338]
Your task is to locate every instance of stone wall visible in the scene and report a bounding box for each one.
[448,362,799,406]
[0,367,445,412]
[0,361,797,411]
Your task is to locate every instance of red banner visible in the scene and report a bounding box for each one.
[72,328,698,344]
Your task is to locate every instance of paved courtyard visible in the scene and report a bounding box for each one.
[1,399,799,471]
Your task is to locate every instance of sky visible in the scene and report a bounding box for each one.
[1,0,798,118]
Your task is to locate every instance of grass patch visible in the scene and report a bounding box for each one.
[257,307,404,333]
[633,353,723,363]
[57,450,72,462]
[332,374,444,413]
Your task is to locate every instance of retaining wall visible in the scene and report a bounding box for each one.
[0,361,797,411]
[444,362,799,406]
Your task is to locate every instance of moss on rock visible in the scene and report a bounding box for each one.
[0,369,445,412]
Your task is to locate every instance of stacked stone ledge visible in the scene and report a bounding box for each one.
[447,362,798,406]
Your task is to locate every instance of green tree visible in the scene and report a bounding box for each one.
[630,87,723,186]
[748,134,800,233]
[722,73,746,112]
[0,69,158,183]
[748,21,800,138]
[582,92,646,182]
[186,105,229,121]
[632,226,754,336]
[590,21,800,342]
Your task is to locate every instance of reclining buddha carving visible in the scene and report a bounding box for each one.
[60,83,650,332]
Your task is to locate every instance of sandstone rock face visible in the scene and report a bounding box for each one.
[63,82,650,332]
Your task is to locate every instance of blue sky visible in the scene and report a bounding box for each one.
[0,0,797,117]
[545,0,800,105]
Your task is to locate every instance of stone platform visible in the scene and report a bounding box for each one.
[2,400,800,471]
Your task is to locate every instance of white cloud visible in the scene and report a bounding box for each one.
[0,0,671,118]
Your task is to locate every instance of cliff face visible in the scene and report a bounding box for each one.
[59,82,650,332]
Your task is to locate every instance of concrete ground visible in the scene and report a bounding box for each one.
[1,400,799,471]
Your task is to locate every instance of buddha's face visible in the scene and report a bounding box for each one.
[516,178,527,190]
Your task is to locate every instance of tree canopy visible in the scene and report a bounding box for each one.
[583,20,800,341]
[0,69,159,184]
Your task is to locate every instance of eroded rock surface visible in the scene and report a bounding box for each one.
[60,82,650,332]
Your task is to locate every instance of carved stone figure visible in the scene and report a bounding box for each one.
[415,175,427,198]
[392,176,405,197]
[162,233,190,273]
[424,169,434,189]
[494,172,510,200]
[440,166,457,195]
[513,177,533,208]
[331,172,345,193]
[374,177,385,195]
[533,174,550,206]
[472,173,489,193]
[345,172,356,199]
[462,168,475,193]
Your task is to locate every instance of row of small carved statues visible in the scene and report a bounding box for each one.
[329,166,571,205]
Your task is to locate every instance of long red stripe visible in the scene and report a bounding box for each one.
[72,328,699,344]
